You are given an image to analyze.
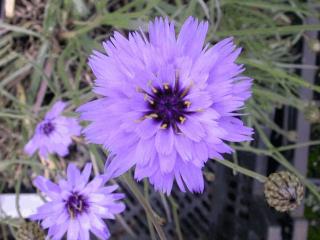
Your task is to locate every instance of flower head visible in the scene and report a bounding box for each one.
[25,101,81,158]
[78,17,253,194]
[30,163,125,240]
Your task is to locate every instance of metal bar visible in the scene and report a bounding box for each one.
[291,2,319,240]
[291,4,318,218]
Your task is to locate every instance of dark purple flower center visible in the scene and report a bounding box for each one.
[42,122,55,136]
[140,78,194,132]
[65,192,89,218]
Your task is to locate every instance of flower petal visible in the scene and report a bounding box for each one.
[155,127,174,155]
[45,101,67,119]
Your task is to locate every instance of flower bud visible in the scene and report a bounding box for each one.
[16,221,45,240]
[264,171,304,212]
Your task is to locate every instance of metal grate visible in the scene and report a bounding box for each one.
[108,153,262,240]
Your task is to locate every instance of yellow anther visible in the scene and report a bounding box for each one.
[146,113,158,119]
[151,87,158,93]
[135,113,158,123]
[179,116,186,124]
[160,123,168,129]
[184,101,191,108]
[163,83,169,90]
[143,95,154,104]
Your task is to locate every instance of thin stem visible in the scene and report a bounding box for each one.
[14,166,23,219]
[115,215,137,239]
[254,121,320,201]
[89,151,100,176]
[276,140,320,152]
[121,174,167,240]
[1,224,8,240]
[231,144,239,175]
[169,197,183,240]
[233,145,272,155]
[160,193,172,223]
[144,180,157,240]
[214,159,268,183]
[0,159,44,171]
[234,140,320,155]
[215,24,320,37]
[0,22,44,39]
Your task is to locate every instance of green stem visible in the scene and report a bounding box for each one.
[233,145,272,155]
[234,139,320,155]
[0,22,44,39]
[144,180,157,240]
[214,159,268,183]
[115,215,137,239]
[276,140,320,152]
[169,197,183,240]
[0,160,44,171]
[121,174,167,240]
[15,169,23,219]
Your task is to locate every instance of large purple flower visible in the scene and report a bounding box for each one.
[78,17,253,194]
[25,101,81,158]
[30,163,125,240]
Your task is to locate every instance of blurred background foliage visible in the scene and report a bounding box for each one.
[1,0,320,239]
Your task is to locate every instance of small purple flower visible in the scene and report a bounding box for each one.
[25,101,81,158]
[30,163,125,240]
[78,17,253,194]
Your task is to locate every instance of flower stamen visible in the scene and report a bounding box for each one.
[65,192,88,218]
[152,87,158,94]
[146,113,158,119]
[140,79,195,130]
[184,101,191,108]
[163,83,170,90]
[180,81,193,98]
[160,123,168,129]
[179,116,186,124]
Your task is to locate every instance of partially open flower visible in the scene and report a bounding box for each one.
[24,101,81,158]
[264,171,304,212]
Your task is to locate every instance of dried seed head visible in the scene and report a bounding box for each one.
[264,171,304,212]
[16,221,45,240]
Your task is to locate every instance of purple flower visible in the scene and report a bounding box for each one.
[30,163,125,240]
[78,17,253,194]
[25,101,81,158]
